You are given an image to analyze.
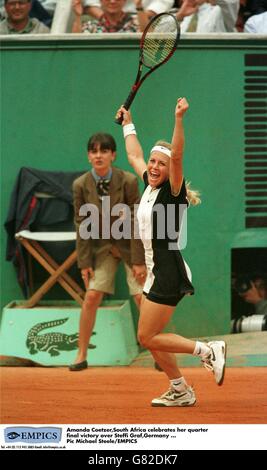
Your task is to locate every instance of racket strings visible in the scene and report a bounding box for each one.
[142,16,178,68]
[143,38,176,67]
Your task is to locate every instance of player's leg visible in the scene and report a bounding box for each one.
[137,298,196,406]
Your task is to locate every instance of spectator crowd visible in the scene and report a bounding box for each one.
[0,0,266,34]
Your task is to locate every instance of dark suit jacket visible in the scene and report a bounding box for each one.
[73,167,145,269]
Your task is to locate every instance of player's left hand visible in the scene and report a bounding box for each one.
[175,97,189,118]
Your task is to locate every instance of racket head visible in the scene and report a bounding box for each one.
[140,13,180,69]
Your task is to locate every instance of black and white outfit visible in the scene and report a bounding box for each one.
[137,171,194,306]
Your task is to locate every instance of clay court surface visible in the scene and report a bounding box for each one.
[1,367,266,424]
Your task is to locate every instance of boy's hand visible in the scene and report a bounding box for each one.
[132,264,147,286]
[81,267,94,289]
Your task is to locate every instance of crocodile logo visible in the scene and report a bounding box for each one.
[26,318,96,356]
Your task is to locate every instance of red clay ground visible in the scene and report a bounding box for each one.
[1,367,266,424]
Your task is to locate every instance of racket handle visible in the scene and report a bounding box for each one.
[115,89,137,125]
[115,114,125,125]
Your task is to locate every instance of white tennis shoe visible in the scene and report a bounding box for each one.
[151,386,196,407]
[202,341,227,386]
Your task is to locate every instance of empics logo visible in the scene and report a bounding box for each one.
[4,427,62,443]
[6,432,20,440]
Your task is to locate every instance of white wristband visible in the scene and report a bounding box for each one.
[123,123,136,138]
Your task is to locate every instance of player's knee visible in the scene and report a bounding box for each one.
[137,329,152,349]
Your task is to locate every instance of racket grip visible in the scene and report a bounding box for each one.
[114,114,124,125]
[115,89,137,125]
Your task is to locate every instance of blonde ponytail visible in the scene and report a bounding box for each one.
[186,181,201,206]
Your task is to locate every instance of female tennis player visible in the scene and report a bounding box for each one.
[116,98,226,406]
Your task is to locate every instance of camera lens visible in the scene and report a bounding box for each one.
[231,315,267,333]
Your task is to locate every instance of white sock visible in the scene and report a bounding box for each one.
[193,341,211,358]
[170,376,187,392]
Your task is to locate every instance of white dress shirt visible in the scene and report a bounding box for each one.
[180,0,239,33]
[38,0,58,13]
[244,12,267,34]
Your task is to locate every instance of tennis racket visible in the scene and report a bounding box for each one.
[115,12,180,125]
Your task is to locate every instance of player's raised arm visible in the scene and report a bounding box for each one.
[117,106,147,180]
[169,97,189,196]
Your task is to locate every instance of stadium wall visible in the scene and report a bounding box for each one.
[1,35,266,337]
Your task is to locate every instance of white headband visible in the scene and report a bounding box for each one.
[150,145,171,158]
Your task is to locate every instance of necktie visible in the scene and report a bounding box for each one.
[187,12,198,32]
[96,178,110,197]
